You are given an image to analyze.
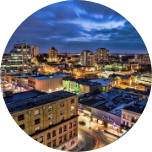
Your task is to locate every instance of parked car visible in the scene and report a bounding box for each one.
[79,121,86,126]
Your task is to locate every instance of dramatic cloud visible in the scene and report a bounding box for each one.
[5,0,147,54]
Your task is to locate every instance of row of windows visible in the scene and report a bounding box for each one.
[35,131,76,148]
[19,120,76,132]
[17,105,76,122]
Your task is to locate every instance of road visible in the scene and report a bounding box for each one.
[78,124,117,151]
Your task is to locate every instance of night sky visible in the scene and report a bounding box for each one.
[5,0,147,54]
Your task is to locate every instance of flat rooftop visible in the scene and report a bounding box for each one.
[123,104,145,114]
[90,78,116,87]
[29,74,69,80]
[66,78,100,86]
[4,90,46,104]
[5,91,76,114]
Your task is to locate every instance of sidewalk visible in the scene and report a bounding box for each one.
[69,135,86,152]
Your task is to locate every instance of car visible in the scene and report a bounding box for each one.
[79,121,86,125]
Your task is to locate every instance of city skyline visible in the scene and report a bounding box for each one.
[4,1,148,54]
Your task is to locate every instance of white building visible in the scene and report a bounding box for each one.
[121,104,145,129]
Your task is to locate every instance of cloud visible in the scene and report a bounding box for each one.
[4,0,147,54]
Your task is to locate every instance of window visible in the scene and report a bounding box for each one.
[59,136,62,144]
[19,124,25,130]
[47,142,51,147]
[71,113,74,117]
[60,102,64,108]
[64,125,67,132]
[73,129,76,136]
[48,105,53,111]
[34,109,40,116]
[47,133,51,140]
[40,136,43,143]
[49,122,53,127]
[59,127,62,134]
[53,130,56,137]
[126,122,129,127]
[62,146,66,151]
[53,140,56,147]
[123,121,125,125]
[60,110,64,116]
[18,114,24,121]
[73,121,76,127]
[69,122,72,129]
[35,127,40,132]
[71,106,74,112]
[60,117,64,122]
[69,131,72,138]
[71,99,75,104]
[35,118,40,125]
[64,134,67,141]
[48,114,53,120]
[71,140,75,146]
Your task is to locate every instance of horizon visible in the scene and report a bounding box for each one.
[4,1,148,55]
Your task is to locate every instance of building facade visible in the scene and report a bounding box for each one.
[81,50,95,66]
[96,48,109,63]
[1,41,32,74]
[32,46,39,58]
[5,91,78,151]
[48,47,58,62]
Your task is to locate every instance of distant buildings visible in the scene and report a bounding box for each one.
[49,47,58,62]
[32,46,39,58]
[5,90,78,151]
[96,48,109,63]
[128,54,151,64]
[1,41,32,74]
[81,50,95,66]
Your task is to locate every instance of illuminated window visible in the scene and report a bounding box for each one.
[34,109,40,116]
[71,106,75,112]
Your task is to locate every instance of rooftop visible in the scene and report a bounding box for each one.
[90,78,116,87]
[5,91,76,114]
[123,104,145,114]
[29,74,69,80]
[79,89,138,116]
[66,78,100,86]
[4,90,46,104]
[109,73,132,80]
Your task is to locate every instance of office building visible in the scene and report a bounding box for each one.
[1,41,32,74]
[49,47,58,62]
[81,50,95,66]
[5,90,78,151]
[96,48,109,63]
[32,46,39,58]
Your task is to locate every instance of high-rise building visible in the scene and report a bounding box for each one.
[81,50,95,66]
[96,48,109,63]
[1,41,32,74]
[32,46,39,58]
[49,47,58,62]
[5,90,78,151]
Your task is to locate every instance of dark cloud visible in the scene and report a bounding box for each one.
[5,0,147,54]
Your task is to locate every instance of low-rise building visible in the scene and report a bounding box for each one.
[121,104,145,131]
[4,90,78,151]
[78,89,139,133]
[28,74,69,93]
[90,78,117,92]
[63,78,101,94]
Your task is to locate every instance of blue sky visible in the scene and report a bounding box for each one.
[5,0,147,54]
